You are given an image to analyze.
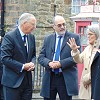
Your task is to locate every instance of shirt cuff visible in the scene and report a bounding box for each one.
[20,64,24,72]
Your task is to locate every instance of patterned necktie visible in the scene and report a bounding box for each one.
[23,35,28,57]
[54,36,62,74]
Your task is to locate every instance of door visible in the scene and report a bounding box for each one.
[75,21,91,87]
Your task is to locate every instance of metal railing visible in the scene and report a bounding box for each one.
[32,59,45,91]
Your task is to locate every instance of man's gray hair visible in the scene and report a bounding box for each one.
[18,13,36,25]
[87,24,100,48]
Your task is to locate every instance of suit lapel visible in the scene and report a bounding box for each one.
[16,29,24,48]
[51,33,56,53]
[51,32,70,53]
[27,35,31,60]
[93,51,100,62]
[61,32,70,52]
[16,29,27,58]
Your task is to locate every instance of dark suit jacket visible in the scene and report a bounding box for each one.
[91,51,100,100]
[0,43,3,81]
[1,28,36,88]
[38,31,81,98]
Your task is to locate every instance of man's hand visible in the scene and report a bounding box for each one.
[49,61,61,69]
[24,62,35,71]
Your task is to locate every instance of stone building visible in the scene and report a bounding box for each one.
[2,0,73,56]
[0,0,98,56]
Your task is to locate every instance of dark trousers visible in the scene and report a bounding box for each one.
[3,74,32,100]
[0,82,3,100]
[44,72,72,100]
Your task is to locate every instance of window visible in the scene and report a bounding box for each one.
[79,26,88,45]
[71,0,88,14]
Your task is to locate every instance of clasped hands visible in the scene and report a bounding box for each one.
[49,61,61,69]
[24,62,35,71]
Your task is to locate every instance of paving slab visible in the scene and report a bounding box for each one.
[32,92,79,100]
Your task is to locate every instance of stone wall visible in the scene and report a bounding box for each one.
[4,0,74,56]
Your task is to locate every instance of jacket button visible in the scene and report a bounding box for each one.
[85,68,87,70]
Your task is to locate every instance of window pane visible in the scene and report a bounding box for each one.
[73,0,80,5]
[71,0,88,14]
[75,6,80,13]
[72,6,75,13]
[81,0,87,5]
[80,26,88,45]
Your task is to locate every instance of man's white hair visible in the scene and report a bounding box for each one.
[18,13,36,25]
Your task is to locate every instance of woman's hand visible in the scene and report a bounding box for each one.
[67,38,80,52]
[83,80,91,89]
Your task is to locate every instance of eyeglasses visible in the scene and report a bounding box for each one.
[87,33,95,36]
[55,23,66,28]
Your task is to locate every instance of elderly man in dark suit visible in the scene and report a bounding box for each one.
[38,15,81,100]
[1,13,36,100]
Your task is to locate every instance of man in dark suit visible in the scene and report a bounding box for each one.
[38,15,81,100]
[91,51,100,100]
[1,13,36,100]
[0,36,3,100]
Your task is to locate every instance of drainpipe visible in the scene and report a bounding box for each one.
[54,4,56,16]
[54,0,57,16]
[0,0,5,37]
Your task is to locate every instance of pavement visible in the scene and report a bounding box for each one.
[32,92,43,100]
[32,92,79,100]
